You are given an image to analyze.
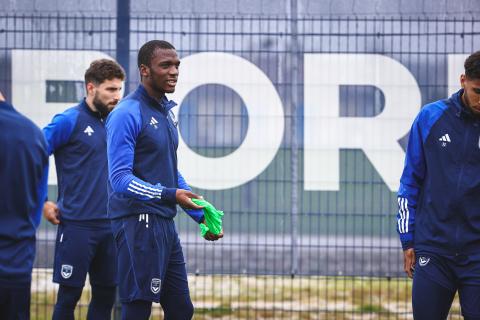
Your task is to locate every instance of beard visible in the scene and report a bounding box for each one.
[92,94,113,117]
[463,90,480,116]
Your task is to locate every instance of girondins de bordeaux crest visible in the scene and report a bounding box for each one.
[151,278,161,294]
[61,264,73,279]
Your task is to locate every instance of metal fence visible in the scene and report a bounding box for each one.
[1,13,480,319]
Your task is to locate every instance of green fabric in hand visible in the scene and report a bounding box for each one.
[191,198,224,237]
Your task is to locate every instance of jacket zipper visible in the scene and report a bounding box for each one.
[455,122,471,253]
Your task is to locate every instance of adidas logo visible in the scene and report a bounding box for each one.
[149,116,158,129]
[439,133,450,147]
[439,134,451,142]
[84,125,94,136]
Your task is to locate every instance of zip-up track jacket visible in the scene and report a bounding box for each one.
[106,85,203,222]
[398,89,480,255]
[0,101,48,284]
[43,100,109,221]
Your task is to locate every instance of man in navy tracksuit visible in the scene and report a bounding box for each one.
[0,91,49,319]
[398,51,480,319]
[106,40,223,320]
[42,59,125,319]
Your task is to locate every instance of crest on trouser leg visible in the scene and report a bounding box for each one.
[151,278,161,294]
[61,264,73,279]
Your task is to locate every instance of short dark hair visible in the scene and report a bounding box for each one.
[84,59,126,85]
[465,51,480,80]
[137,40,176,68]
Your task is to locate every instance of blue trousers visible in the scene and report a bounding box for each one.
[413,251,480,319]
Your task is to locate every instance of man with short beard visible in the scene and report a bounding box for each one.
[398,50,480,319]
[42,59,125,320]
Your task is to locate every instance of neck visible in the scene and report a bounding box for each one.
[85,96,98,113]
[461,89,467,106]
[142,81,165,101]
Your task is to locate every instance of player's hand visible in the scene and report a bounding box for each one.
[0,91,5,102]
[403,248,415,279]
[43,201,60,225]
[175,189,204,210]
[201,221,224,241]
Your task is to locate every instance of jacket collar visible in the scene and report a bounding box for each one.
[136,84,177,113]
[449,88,480,121]
[0,101,15,112]
[80,99,104,119]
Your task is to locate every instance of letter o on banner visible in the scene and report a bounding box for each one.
[170,52,284,190]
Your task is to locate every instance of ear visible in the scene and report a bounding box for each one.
[86,82,96,96]
[460,74,466,89]
[140,64,150,79]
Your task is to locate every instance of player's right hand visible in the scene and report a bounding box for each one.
[0,91,5,102]
[43,201,60,225]
[175,189,204,210]
[403,248,415,279]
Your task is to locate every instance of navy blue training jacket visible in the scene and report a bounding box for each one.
[43,100,108,221]
[106,85,203,222]
[398,89,480,255]
[0,101,48,285]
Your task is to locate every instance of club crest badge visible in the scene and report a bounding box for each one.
[61,264,73,279]
[419,256,430,267]
[151,278,161,294]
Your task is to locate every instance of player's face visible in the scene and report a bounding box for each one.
[461,75,480,115]
[90,78,123,117]
[142,48,180,95]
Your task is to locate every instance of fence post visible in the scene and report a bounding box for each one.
[117,0,130,95]
[288,0,300,277]
[114,3,130,318]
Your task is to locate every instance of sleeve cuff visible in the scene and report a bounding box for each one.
[401,241,414,251]
[399,233,414,250]
[185,209,204,223]
[162,187,177,203]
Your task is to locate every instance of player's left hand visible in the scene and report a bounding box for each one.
[201,223,223,241]
[43,201,60,225]
[403,248,415,279]
[0,91,5,102]
[176,189,204,210]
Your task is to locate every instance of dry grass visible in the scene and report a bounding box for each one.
[30,269,462,319]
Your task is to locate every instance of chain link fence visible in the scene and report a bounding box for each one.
[1,13,479,319]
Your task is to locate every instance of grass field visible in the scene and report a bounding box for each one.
[30,269,461,319]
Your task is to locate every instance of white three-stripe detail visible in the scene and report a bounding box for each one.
[397,197,409,233]
[127,180,163,199]
[397,198,403,233]
[127,187,154,198]
[128,183,159,196]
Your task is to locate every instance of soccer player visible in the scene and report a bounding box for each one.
[42,59,125,319]
[106,40,223,320]
[398,50,480,319]
[0,90,49,319]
